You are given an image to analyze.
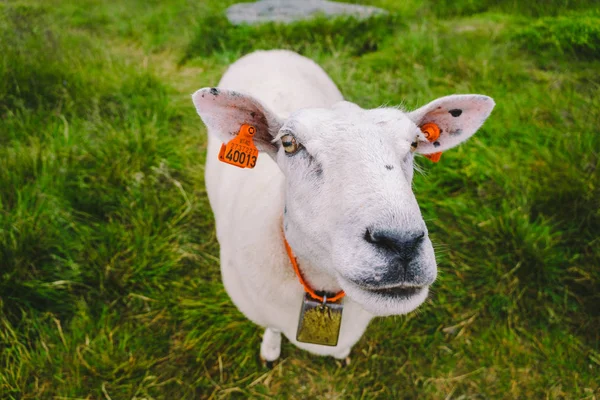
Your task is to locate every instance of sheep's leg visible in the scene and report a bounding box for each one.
[260,328,281,368]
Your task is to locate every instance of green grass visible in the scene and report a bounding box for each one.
[1,0,599,398]
[515,12,600,59]
[181,13,405,63]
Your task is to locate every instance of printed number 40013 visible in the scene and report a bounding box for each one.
[226,147,256,168]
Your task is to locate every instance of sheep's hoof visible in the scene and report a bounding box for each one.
[259,356,275,369]
[341,357,351,367]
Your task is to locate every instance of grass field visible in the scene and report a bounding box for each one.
[1,0,599,398]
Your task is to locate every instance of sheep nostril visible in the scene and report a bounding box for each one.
[364,228,425,262]
[364,228,376,244]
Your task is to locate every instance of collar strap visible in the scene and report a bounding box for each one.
[283,237,345,303]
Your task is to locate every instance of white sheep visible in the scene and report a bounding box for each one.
[192,50,494,365]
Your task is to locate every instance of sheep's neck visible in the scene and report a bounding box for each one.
[280,213,341,297]
[289,251,342,296]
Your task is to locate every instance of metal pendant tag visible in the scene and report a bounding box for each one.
[296,293,343,346]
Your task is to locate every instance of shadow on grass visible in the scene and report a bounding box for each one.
[0,5,199,325]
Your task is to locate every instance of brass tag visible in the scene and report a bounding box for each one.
[296,293,343,346]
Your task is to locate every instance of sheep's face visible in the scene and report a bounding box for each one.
[278,103,433,316]
[193,88,495,316]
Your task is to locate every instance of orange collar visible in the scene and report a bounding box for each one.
[283,237,345,303]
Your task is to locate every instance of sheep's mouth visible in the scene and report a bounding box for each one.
[341,276,425,300]
[337,274,430,316]
[362,285,423,299]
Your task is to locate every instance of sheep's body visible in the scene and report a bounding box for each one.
[205,50,373,359]
[197,50,495,361]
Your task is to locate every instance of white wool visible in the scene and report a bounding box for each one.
[192,50,494,360]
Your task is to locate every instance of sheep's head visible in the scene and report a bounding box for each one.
[192,88,495,316]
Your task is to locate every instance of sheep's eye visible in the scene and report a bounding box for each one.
[281,134,300,154]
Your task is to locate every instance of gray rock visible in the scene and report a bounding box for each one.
[226,0,387,25]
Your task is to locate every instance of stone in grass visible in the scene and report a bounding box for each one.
[226,0,387,25]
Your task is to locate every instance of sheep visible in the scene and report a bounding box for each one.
[192,50,494,365]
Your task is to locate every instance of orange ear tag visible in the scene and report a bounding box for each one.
[218,124,259,169]
[420,122,442,163]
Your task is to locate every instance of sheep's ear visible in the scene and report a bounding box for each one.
[192,87,283,156]
[408,95,495,155]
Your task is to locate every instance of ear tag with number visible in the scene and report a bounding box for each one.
[296,293,343,346]
[218,124,259,169]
